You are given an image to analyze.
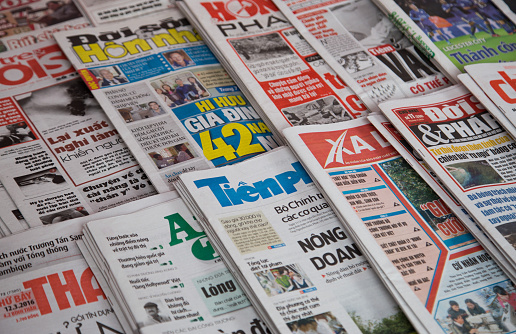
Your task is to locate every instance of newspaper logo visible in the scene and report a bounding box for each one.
[193,162,312,207]
[490,71,516,104]
[200,0,277,22]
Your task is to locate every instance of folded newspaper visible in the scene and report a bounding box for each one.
[378,84,516,276]
[272,0,452,112]
[177,0,369,133]
[176,147,418,334]
[81,197,271,334]
[284,117,514,333]
[372,0,516,79]
[54,9,282,193]
[0,39,157,227]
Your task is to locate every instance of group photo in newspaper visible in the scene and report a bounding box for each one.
[1,0,516,334]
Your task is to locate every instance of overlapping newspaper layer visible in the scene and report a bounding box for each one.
[368,113,516,280]
[461,62,516,140]
[272,0,452,112]
[177,147,418,334]
[284,117,514,333]
[0,191,179,333]
[0,40,156,227]
[0,0,90,52]
[378,84,516,277]
[177,0,369,134]
[372,0,516,80]
[54,9,282,193]
[81,198,267,334]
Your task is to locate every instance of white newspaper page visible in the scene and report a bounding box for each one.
[177,0,369,133]
[85,198,266,334]
[0,219,124,334]
[284,117,514,333]
[0,40,156,227]
[76,0,173,26]
[54,10,281,193]
[179,147,416,334]
[0,0,90,52]
[372,0,516,80]
[464,62,516,139]
[272,0,452,112]
[379,85,516,271]
[368,113,516,279]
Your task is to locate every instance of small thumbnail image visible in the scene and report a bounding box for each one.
[0,122,35,148]
[14,167,68,197]
[91,66,128,87]
[287,312,345,334]
[254,264,313,297]
[149,142,196,169]
[40,207,89,225]
[163,49,195,69]
[445,160,504,189]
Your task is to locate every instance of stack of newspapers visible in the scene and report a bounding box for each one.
[176,146,422,333]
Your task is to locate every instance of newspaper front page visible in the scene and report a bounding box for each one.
[0,0,90,52]
[284,117,514,333]
[272,0,452,112]
[368,113,516,280]
[0,219,123,333]
[54,9,282,193]
[178,147,417,334]
[463,62,516,139]
[0,40,156,227]
[177,0,369,133]
[372,0,516,79]
[83,198,268,334]
[378,85,516,272]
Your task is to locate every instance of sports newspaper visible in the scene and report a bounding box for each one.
[54,9,281,193]
[272,0,452,112]
[177,0,369,133]
[82,198,268,334]
[0,40,156,227]
[284,117,513,333]
[177,147,416,334]
[372,0,516,79]
[0,0,90,52]
[378,84,516,272]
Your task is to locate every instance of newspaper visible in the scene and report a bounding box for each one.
[372,0,516,80]
[0,181,29,234]
[53,9,282,193]
[368,113,516,280]
[76,0,173,26]
[0,191,179,333]
[0,0,90,52]
[177,0,369,133]
[0,40,157,227]
[284,117,514,333]
[462,62,516,140]
[81,198,268,334]
[177,147,418,334]
[378,84,516,273]
[271,0,452,112]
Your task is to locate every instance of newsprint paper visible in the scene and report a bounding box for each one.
[272,0,452,112]
[0,0,90,52]
[378,85,516,275]
[284,117,514,333]
[54,9,282,193]
[0,40,156,227]
[177,0,369,133]
[177,147,416,334]
[372,0,516,79]
[82,198,267,334]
